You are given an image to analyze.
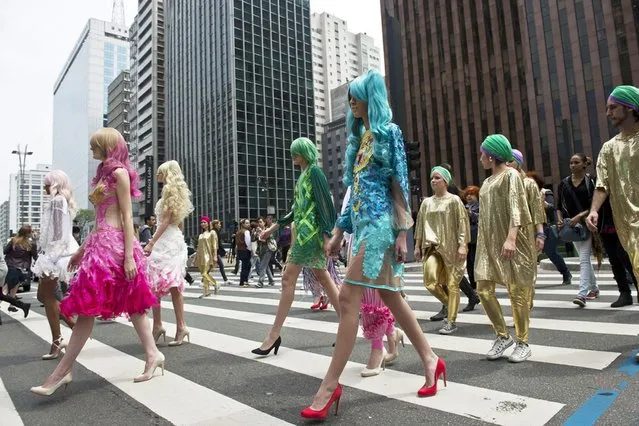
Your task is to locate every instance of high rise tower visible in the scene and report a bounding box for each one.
[112,0,125,26]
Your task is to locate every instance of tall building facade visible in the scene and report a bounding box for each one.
[381,0,639,196]
[311,12,381,158]
[322,82,350,211]
[0,201,10,241]
[52,18,129,209]
[8,164,52,235]
[166,0,315,238]
[129,0,166,222]
[106,70,131,141]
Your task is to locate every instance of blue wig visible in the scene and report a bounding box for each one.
[343,70,393,186]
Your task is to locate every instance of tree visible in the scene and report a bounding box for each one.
[75,209,95,228]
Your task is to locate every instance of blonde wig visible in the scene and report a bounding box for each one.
[90,127,141,196]
[157,160,194,224]
[45,170,78,219]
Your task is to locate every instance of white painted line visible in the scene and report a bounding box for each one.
[19,312,291,426]
[167,301,620,370]
[117,317,564,426]
[0,377,24,426]
[181,292,639,337]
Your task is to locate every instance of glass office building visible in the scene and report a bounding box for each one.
[166,0,315,237]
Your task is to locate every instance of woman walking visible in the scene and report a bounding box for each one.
[2,226,35,317]
[195,216,219,297]
[303,70,442,420]
[32,170,79,359]
[145,160,193,345]
[31,128,162,396]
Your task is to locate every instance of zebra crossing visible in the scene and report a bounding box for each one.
[1,268,638,425]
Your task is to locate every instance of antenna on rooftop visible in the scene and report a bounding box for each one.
[112,0,125,26]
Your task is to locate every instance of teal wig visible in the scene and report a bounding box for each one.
[290,137,318,166]
[344,70,393,186]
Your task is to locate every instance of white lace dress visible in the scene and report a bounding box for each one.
[146,200,188,297]
[33,195,79,283]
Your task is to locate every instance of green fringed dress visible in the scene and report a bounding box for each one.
[277,165,336,269]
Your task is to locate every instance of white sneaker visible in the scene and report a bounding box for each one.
[438,320,458,335]
[486,336,514,360]
[508,342,532,363]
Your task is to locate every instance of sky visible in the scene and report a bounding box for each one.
[0,0,383,203]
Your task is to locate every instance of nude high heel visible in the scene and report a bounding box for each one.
[168,329,190,346]
[134,352,166,383]
[30,372,73,396]
[42,337,68,360]
[153,327,166,343]
[384,329,405,365]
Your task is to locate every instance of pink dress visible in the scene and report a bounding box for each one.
[60,188,157,319]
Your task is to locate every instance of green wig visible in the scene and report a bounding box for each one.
[290,137,318,165]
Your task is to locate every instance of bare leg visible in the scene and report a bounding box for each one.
[40,316,95,387]
[151,303,163,333]
[169,287,187,335]
[311,268,341,317]
[40,276,62,352]
[131,313,163,369]
[309,283,364,410]
[259,263,303,349]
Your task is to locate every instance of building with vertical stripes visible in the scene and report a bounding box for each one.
[165,0,315,238]
[381,0,639,198]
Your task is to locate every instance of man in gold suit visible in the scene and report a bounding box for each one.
[587,86,639,315]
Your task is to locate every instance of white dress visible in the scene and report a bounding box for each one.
[33,195,79,283]
[146,200,188,297]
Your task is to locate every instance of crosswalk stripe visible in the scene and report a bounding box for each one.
[20,312,291,426]
[164,301,620,370]
[191,285,638,311]
[114,317,565,425]
[180,290,639,338]
[0,377,23,426]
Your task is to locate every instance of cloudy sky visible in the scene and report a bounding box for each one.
[0,0,383,203]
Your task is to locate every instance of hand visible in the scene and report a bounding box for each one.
[557,219,564,229]
[67,248,84,272]
[457,245,467,262]
[535,236,545,253]
[395,234,408,263]
[586,211,599,232]
[124,257,137,280]
[568,216,581,228]
[501,238,516,260]
[414,247,422,261]
[259,230,271,241]
[144,242,154,256]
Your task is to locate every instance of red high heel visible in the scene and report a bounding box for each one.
[418,357,446,397]
[310,296,324,310]
[301,384,343,419]
[319,299,330,310]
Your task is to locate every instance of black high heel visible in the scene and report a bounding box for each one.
[251,336,282,356]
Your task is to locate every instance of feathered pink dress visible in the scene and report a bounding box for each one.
[60,186,157,319]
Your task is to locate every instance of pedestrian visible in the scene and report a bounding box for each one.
[32,170,79,360]
[31,128,162,396]
[462,185,481,311]
[415,166,471,335]
[235,219,252,287]
[2,225,35,316]
[537,182,572,285]
[195,216,218,297]
[145,160,193,346]
[212,220,229,285]
[475,134,536,363]
[303,71,443,420]
[139,215,156,247]
[254,136,340,356]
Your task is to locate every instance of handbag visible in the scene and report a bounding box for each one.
[558,177,591,243]
[267,238,278,252]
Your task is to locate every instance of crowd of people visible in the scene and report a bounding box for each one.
[1,71,638,420]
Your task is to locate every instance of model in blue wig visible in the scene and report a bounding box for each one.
[344,70,393,187]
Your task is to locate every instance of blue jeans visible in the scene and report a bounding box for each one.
[573,237,598,298]
[543,226,570,276]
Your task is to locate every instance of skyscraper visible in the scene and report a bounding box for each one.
[381,0,639,195]
[106,70,131,142]
[129,0,166,221]
[165,0,315,237]
[0,200,10,241]
[52,18,129,209]
[322,82,350,212]
[310,12,381,159]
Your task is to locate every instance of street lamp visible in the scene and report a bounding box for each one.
[12,145,33,227]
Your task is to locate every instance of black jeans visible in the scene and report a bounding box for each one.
[543,226,570,276]
[237,250,252,284]
[466,243,477,289]
[6,267,27,290]
[217,255,228,281]
[600,232,637,294]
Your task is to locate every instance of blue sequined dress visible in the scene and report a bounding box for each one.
[336,124,413,291]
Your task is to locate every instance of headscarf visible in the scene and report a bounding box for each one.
[609,85,639,112]
[512,149,524,167]
[481,134,513,162]
[430,166,452,184]
[200,216,211,223]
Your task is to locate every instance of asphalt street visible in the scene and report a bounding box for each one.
[1,264,639,425]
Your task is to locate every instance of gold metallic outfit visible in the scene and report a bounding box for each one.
[596,132,639,282]
[523,174,546,307]
[195,230,218,296]
[415,193,470,323]
[475,168,535,344]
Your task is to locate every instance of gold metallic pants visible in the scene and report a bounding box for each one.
[477,280,533,344]
[422,249,461,323]
[199,264,218,296]
[631,250,639,284]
